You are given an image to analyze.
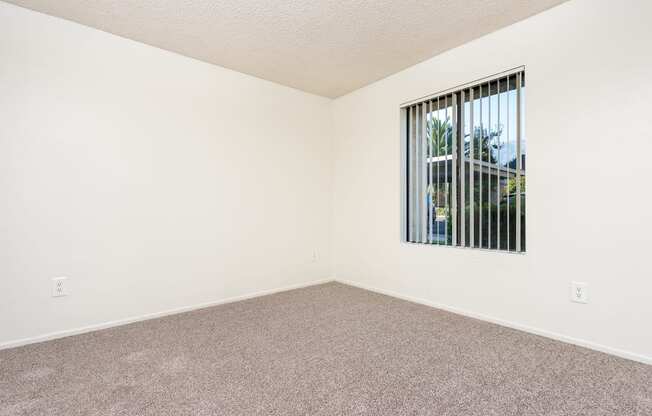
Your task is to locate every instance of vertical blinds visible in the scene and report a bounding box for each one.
[401,68,526,252]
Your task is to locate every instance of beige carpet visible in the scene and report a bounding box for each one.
[1,282,650,415]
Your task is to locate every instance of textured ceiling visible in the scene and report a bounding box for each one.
[5,0,567,97]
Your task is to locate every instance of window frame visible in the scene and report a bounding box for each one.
[400,67,526,253]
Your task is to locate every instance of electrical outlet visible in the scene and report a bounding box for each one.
[311,250,318,263]
[570,281,588,304]
[52,277,68,297]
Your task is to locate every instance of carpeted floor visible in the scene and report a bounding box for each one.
[1,282,650,415]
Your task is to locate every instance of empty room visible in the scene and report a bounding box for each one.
[1,0,651,414]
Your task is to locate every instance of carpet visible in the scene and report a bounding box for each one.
[1,282,650,415]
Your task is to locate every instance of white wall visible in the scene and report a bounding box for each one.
[2,0,651,364]
[0,2,332,346]
[332,0,652,362]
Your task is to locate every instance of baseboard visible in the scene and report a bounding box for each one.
[336,279,651,365]
[0,278,335,351]
[6,277,648,365]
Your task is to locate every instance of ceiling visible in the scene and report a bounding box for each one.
[6,0,567,98]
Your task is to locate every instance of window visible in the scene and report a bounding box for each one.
[401,68,526,252]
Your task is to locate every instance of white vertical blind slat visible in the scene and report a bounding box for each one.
[468,88,475,248]
[421,103,428,243]
[516,73,522,252]
[451,93,457,246]
[459,91,466,247]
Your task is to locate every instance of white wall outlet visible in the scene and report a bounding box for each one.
[570,281,588,303]
[52,277,68,297]
[311,250,318,263]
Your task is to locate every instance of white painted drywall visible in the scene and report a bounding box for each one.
[2,0,651,363]
[331,0,652,361]
[0,2,332,346]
